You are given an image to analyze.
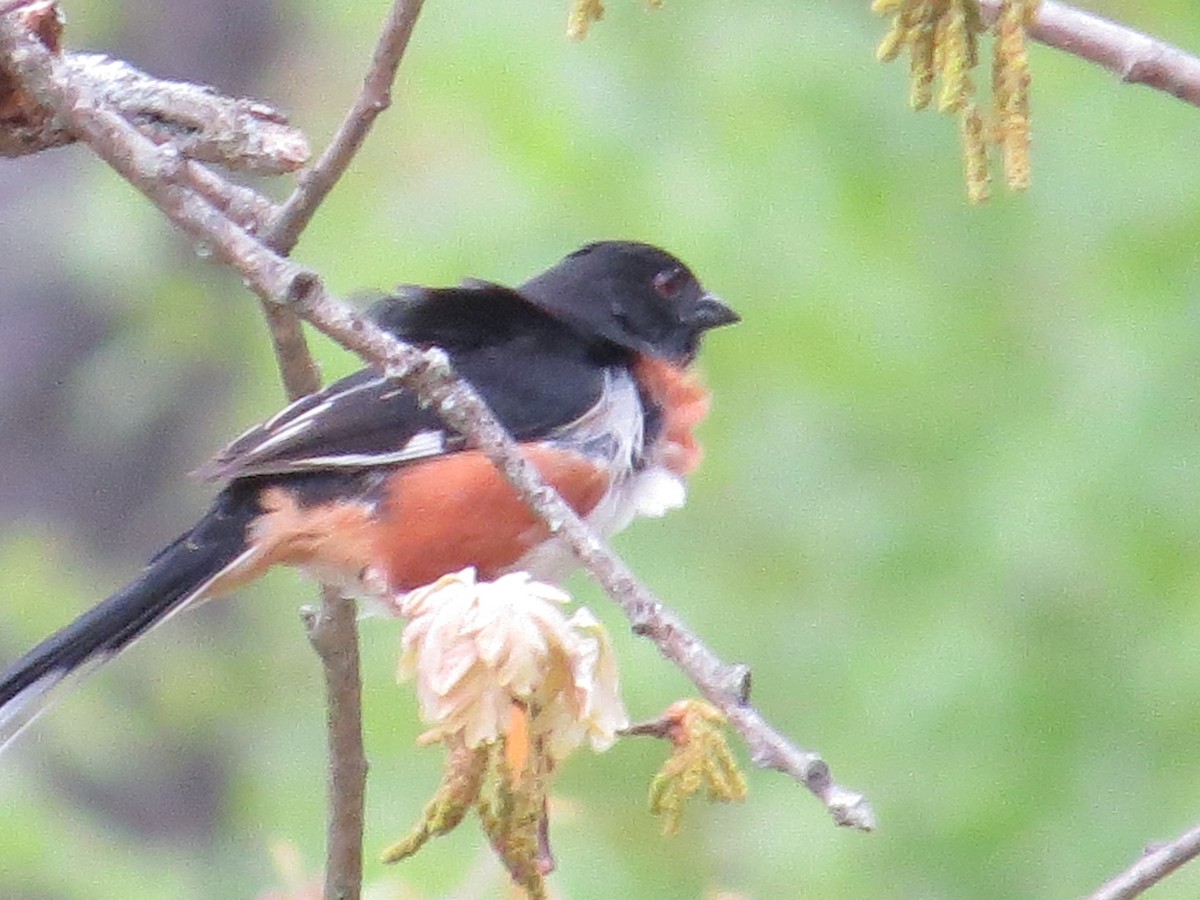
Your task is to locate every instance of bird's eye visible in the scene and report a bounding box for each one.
[653,267,687,299]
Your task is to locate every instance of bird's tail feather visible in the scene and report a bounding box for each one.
[0,485,261,751]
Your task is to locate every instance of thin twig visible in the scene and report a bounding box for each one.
[260,0,426,254]
[181,160,279,232]
[233,2,428,896]
[1086,823,1200,900]
[253,0,427,403]
[302,590,368,900]
[0,3,875,831]
[255,4,427,898]
[978,0,1200,108]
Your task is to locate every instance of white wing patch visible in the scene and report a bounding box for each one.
[241,413,319,458]
[397,429,447,459]
[254,378,383,444]
[204,375,457,478]
[258,429,447,471]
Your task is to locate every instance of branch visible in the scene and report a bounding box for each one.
[182,159,279,232]
[0,17,309,172]
[1086,823,1200,900]
[0,4,875,832]
[978,0,1200,108]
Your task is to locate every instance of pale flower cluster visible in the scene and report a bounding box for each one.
[394,568,628,760]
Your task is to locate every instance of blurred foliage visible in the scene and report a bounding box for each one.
[2,1,1200,898]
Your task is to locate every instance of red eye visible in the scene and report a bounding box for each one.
[653,268,687,299]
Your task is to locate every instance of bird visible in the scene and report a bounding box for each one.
[0,240,738,751]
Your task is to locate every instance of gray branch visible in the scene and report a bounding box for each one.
[1,50,310,172]
[978,0,1200,108]
[1086,823,1200,900]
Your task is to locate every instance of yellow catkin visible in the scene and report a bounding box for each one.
[566,0,605,41]
[962,0,983,68]
[877,0,916,62]
[381,742,488,864]
[937,1,971,112]
[907,1,938,110]
[874,0,1034,200]
[478,736,550,897]
[646,700,747,835]
[876,20,906,62]
[995,0,1033,189]
[961,103,991,204]
[992,1,1017,112]
[933,13,947,76]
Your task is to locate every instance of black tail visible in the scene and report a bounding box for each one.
[0,485,261,750]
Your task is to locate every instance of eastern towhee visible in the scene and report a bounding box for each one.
[0,240,737,750]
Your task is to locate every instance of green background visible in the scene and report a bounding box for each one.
[2,1,1200,897]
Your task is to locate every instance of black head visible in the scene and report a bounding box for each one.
[518,241,739,364]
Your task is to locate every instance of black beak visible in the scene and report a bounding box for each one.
[689,293,740,331]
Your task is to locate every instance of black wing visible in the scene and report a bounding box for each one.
[367,280,572,351]
[199,282,617,482]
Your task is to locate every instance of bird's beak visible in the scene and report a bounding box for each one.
[689,293,741,331]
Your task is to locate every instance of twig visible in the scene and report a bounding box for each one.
[978,0,1200,108]
[260,0,426,254]
[1086,823,1200,900]
[256,4,427,898]
[182,160,279,232]
[302,590,368,900]
[0,3,875,832]
[254,0,427,403]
